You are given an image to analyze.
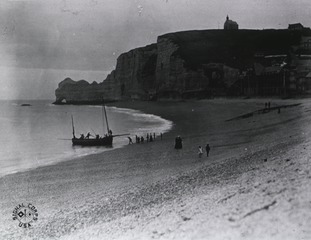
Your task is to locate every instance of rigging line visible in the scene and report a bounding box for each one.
[103,105,110,133]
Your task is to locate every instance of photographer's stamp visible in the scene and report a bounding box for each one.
[12,203,38,228]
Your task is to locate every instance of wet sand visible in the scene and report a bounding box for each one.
[0,99,311,239]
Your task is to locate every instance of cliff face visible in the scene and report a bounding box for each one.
[111,43,157,100]
[54,44,157,104]
[55,28,311,103]
[155,32,243,98]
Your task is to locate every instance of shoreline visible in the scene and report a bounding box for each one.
[0,98,310,239]
[0,103,173,179]
[0,145,121,179]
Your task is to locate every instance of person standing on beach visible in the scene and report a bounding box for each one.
[205,144,210,157]
[86,132,91,139]
[160,133,163,140]
[175,136,182,149]
[179,136,183,149]
[147,133,149,142]
[128,137,133,144]
[198,146,203,158]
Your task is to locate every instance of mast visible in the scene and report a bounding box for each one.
[71,115,75,138]
[102,106,110,134]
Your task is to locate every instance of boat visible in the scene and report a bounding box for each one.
[71,105,113,146]
[72,135,113,146]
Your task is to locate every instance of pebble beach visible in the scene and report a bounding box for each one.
[0,99,311,240]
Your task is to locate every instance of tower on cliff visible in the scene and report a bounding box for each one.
[224,15,239,30]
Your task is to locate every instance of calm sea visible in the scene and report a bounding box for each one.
[0,100,172,177]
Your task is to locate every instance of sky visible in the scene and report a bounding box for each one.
[0,0,310,100]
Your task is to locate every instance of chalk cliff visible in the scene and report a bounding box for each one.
[109,43,157,100]
[54,44,157,104]
[55,78,106,104]
[55,28,311,104]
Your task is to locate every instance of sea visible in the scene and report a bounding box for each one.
[0,100,173,177]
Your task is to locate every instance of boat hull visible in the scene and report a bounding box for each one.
[72,136,113,146]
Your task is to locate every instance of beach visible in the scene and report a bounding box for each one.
[0,99,311,239]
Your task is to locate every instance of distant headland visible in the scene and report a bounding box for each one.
[54,17,311,104]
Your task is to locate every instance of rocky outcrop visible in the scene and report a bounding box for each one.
[54,78,105,104]
[55,28,311,103]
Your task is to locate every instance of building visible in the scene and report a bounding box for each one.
[224,15,239,30]
[300,36,311,50]
[288,23,304,31]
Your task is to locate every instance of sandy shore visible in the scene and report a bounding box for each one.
[0,98,311,239]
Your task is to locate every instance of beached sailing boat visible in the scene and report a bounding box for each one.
[71,105,113,146]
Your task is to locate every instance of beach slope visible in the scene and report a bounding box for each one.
[0,99,311,240]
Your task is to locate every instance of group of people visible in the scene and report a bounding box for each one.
[264,102,271,109]
[79,129,113,140]
[198,144,210,158]
[264,101,281,114]
[79,132,93,139]
[128,133,211,159]
[127,133,163,144]
[175,135,211,158]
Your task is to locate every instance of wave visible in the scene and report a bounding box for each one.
[109,106,173,132]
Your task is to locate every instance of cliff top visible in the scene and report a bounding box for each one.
[158,28,311,70]
[117,43,157,60]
